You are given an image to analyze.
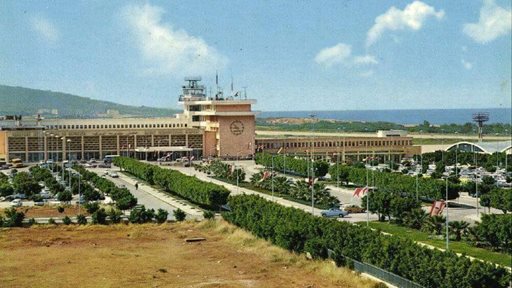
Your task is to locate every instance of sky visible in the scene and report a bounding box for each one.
[1,0,511,112]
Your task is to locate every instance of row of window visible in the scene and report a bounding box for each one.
[45,123,188,130]
[257,139,412,150]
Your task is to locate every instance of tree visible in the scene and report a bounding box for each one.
[155,209,169,223]
[76,214,87,225]
[449,221,469,241]
[403,208,428,230]
[390,196,420,224]
[85,202,100,214]
[63,216,72,225]
[92,208,107,224]
[12,172,41,196]
[423,215,446,235]
[57,191,72,202]
[173,208,186,221]
[108,208,122,224]
[2,207,25,227]
[313,161,329,177]
[0,183,14,197]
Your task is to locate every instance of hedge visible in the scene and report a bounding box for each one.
[328,163,459,200]
[223,194,510,288]
[113,157,229,209]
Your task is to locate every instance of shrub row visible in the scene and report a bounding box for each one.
[255,152,330,177]
[113,157,229,209]
[73,166,137,210]
[223,194,510,288]
[329,163,459,200]
[480,188,512,213]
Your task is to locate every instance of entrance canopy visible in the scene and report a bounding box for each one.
[134,146,193,153]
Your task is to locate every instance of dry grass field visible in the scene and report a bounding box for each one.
[0,220,376,288]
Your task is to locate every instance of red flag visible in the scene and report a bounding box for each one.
[429,201,446,216]
[260,171,270,182]
[353,187,369,197]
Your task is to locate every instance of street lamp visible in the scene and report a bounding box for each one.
[67,139,72,188]
[445,176,449,251]
[310,114,316,214]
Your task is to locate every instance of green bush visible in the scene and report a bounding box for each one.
[76,214,87,225]
[108,209,122,224]
[63,216,72,225]
[114,157,229,209]
[223,194,510,288]
[48,218,56,225]
[129,205,154,224]
[155,209,169,224]
[57,206,65,213]
[173,209,186,221]
[85,202,100,214]
[203,210,215,220]
[27,218,36,226]
[92,208,107,225]
[2,208,25,227]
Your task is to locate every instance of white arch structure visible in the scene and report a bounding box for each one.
[446,141,512,154]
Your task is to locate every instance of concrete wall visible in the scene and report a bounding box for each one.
[218,116,255,158]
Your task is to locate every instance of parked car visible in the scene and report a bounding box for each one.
[98,163,111,168]
[12,193,27,199]
[110,172,119,178]
[321,207,349,218]
[343,205,365,213]
[34,201,45,206]
[10,199,22,207]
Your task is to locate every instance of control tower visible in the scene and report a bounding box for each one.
[179,77,257,159]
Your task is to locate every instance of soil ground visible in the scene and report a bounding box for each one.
[0,220,376,288]
[1,205,89,218]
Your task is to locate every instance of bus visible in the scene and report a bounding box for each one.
[103,155,120,164]
[11,158,24,168]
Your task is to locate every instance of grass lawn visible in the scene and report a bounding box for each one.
[365,221,511,267]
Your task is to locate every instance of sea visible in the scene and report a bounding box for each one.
[258,108,511,125]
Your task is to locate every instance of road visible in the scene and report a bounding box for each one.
[159,162,379,223]
[87,167,203,220]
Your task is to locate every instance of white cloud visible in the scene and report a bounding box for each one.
[463,0,511,44]
[461,59,473,70]
[314,43,352,67]
[121,3,227,76]
[366,1,444,47]
[354,55,378,65]
[30,16,59,43]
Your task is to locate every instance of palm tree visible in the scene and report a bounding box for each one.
[423,215,446,235]
[404,208,428,230]
[449,221,470,241]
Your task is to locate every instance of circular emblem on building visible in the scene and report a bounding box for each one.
[230,120,244,135]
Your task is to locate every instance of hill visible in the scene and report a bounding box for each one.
[0,85,177,118]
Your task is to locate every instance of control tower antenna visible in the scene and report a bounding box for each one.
[472,112,489,142]
[243,86,247,100]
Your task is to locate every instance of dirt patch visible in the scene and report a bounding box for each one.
[0,205,90,218]
[0,221,376,288]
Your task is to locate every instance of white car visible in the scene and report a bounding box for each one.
[10,199,22,207]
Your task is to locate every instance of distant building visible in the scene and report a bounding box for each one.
[446,141,512,154]
[0,78,420,163]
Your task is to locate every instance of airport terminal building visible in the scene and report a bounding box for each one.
[0,78,420,163]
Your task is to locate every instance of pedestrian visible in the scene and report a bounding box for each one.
[135,182,139,190]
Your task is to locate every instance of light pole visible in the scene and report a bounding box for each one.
[366,141,370,226]
[445,176,449,251]
[310,114,316,214]
[271,154,274,201]
[60,137,65,182]
[67,139,72,188]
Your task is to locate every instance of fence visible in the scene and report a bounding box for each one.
[327,249,424,288]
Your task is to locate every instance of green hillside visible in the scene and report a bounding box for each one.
[0,85,177,118]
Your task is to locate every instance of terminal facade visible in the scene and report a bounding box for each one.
[0,77,256,162]
[0,77,420,163]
